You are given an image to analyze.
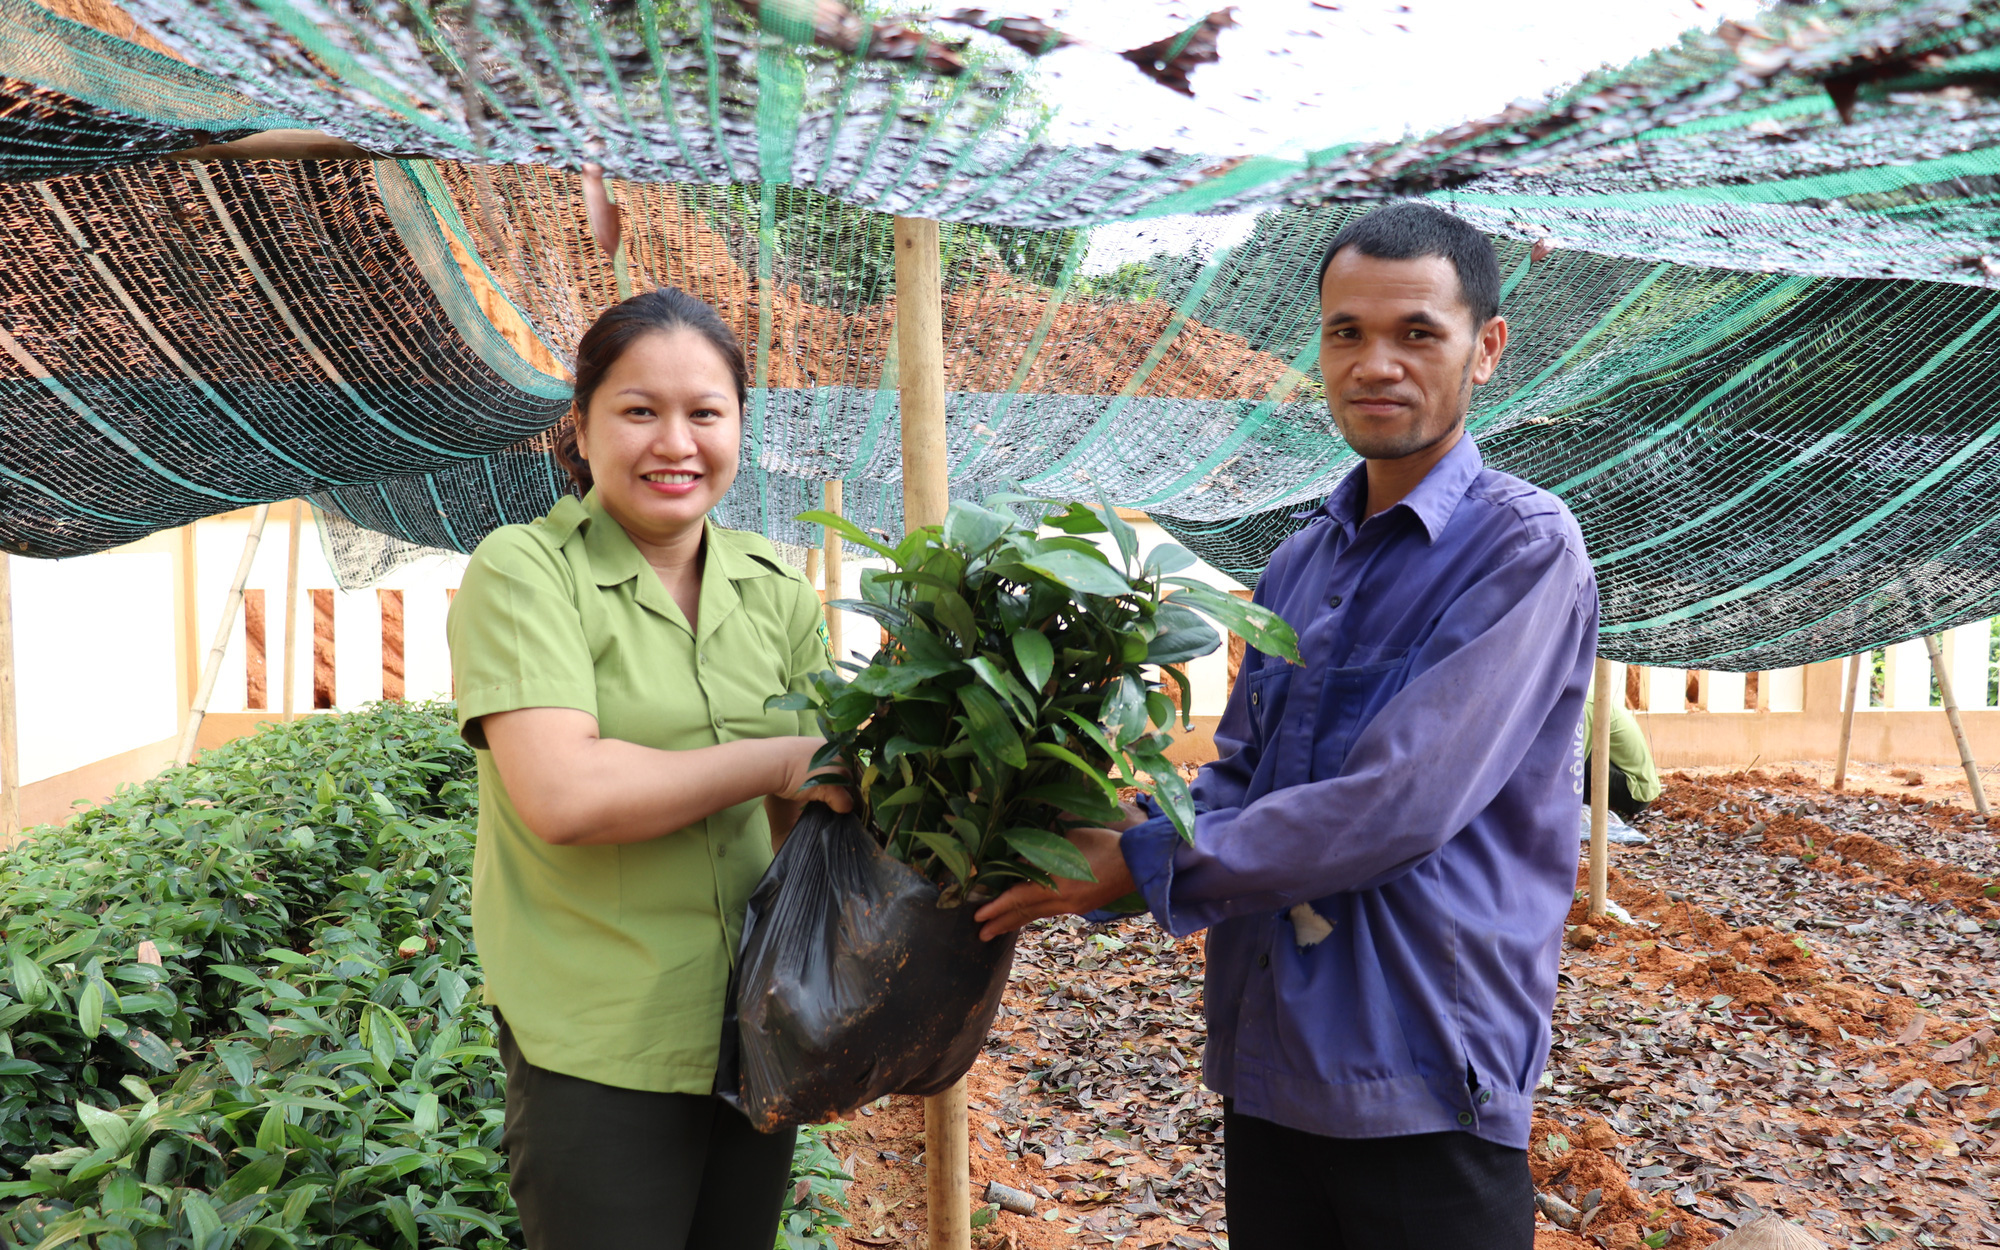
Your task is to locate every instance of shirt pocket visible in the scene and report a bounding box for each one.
[1309,652,1411,781]
[1244,664,1292,746]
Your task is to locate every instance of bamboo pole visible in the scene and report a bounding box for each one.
[896,214,968,1250]
[1833,653,1864,791]
[823,480,844,662]
[1587,656,1613,920]
[175,505,272,765]
[283,500,304,722]
[176,525,198,733]
[896,217,949,534]
[1924,633,1990,817]
[0,555,18,843]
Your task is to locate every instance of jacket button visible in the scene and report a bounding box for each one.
[1328,594,1343,608]
[1250,692,1260,706]
[1457,1112,1473,1126]
[1479,1090,1492,1105]
[1258,953,1270,968]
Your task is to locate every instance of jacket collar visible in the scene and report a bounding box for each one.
[1314,432,1483,544]
[573,491,776,639]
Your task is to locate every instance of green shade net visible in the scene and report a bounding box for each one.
[0,0,1999,670]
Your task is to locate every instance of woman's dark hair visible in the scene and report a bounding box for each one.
[553,287,750,495]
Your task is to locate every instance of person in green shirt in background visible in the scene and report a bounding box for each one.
[446,288,848,1250]
[1582,687,1661,820]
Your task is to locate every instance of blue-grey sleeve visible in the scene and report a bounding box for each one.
[1126,531,1594,937]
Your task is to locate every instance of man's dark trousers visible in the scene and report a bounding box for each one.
[1224,1102,1534,1249]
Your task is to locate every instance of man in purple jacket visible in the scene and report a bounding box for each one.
[977,201,1597,1247]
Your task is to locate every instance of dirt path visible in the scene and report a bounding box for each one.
[825,771,2000,1250]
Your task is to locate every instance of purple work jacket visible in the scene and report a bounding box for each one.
[1122,434,1597,1149]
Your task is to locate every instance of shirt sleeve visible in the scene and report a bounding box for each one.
[446,528,598,748]
[1124,529,1594,937]
[1607,700,1661,802]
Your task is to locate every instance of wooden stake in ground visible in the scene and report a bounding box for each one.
[0,554,18,842]
[176,505,272,765]
[823,479,844,663]
[1923,633,1991,817]
[1588,656,1613,920]
[1833,652,1864,791]
[283,500,304,722]
[895,213,969,1250]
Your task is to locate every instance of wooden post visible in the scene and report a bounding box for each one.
[1587,656,1612,920]
[175,524,199,734]
[1924,633,1990,816]
[1833,653,1863,791]
[176,505,272,765]
[896,214,968,1250]
[896,217,949,534]
[0,554,18,843]
[823,480,844,663]
[283,500,304,721]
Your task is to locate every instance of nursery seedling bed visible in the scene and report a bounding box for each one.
[825,771,2000,1250]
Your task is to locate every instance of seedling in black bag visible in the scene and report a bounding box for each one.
[770,492,1299,901]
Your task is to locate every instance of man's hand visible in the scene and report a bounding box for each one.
[974,826,1137,941]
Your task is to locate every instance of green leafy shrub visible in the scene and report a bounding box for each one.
[784,497,1297,899]
[0,704,851,1249]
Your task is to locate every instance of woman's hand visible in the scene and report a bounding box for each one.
[769,736,852,811]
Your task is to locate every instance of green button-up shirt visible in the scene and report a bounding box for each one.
[446,491,823,1093]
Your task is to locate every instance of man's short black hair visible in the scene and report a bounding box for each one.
[1317,202,1501,328]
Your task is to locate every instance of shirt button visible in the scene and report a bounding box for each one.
[1458,1112,1474,1126]
[716,844,728,858]
[1250,692,1260,706]
[1258,953,1270,969]
[1478,1090,1492,1105]
[1328,594,1343,608]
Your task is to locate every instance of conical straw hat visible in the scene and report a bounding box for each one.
[1710,1214,1828,1249]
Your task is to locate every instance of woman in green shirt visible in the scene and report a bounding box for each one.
[446,288,847,1250]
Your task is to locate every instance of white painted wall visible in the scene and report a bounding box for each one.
[12,551,178,784]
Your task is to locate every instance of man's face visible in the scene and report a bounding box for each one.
[1319,251,1507,460]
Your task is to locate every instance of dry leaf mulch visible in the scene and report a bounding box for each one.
[823,770,2000,1250]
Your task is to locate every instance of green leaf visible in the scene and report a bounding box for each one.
[932,591,981,653]
[1018,781,1123,824]
[796,510,897,558]
[1101,674,1147,744]
[1041,501,1107,535]
[764,691,813,711]
[966,656,1037,724]
[256,1101,289,1153]
[1142,543,1197,577]
[1134,752,1196,843]
[182,1192,224,1246]
[10,950,50,1005]
[958,686,1027,770]
[909,831,973,884]
[971,1204,999,1229]
[1003,829,1096,883]
[1093,486,1139,571]
[1028,743,1122,809]
[943,501,1013,554]
[382,1195,421,1249]
[1146,619,1222,664]
[1165,582,1300,662]
[122,1027,175,1072]
[0,1056,43,1076]
[852,658,963,695]
[874,784,927,810]
[77,979,103,1040]
[1012,629,1054,692]
[74,1102,130,1156]
[1022,550,1132,599]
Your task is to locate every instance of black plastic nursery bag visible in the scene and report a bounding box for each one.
[716,802,1017,1131]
